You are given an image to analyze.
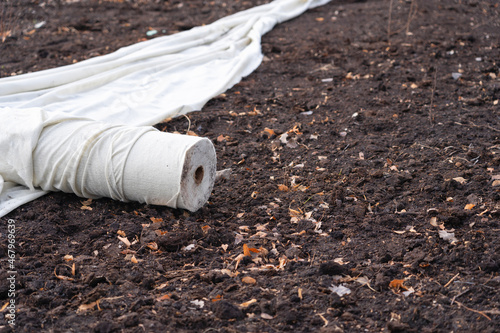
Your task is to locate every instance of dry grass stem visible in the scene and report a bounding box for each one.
[405,0,417,35]
[387,0,394,43]
[429,68,437,124]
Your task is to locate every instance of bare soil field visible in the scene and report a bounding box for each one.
[1,0,499,332]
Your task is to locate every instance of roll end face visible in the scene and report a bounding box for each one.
[177,138,217,212]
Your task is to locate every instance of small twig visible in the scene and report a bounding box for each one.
[471,122,500,133]
[317,313,329,327]
[182,114,191,133]
[429,68,437,124]
[405,0,417,36]
[454,121,500,133]
[387,0,394,44]
[443,273,460,288]
[453,300,492,321]
[163,268,205,279]
[309,251,316,267]
[450,288,470,305]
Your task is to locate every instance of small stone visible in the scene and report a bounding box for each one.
[213,301,244,320]
[241,276,256,284]
[319,261,346,276]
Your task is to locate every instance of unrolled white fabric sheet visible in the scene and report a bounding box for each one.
[0,0,331,217]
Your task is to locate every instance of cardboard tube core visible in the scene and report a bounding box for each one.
[195,166,204,185]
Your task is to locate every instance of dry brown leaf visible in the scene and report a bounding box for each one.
[187,130,198,136]
[234,254,245,271]
[211,295,223,302]
[155,230,168,236]
[54,267,74,281]
[278,256,288,270]
[150,217,163,223]
[156,294,171,301]
[81,198,92,206]
[297,185,309,192]
[64,254,74,262]
[258,247,269,256]
[0,302,9,312]
[117,236,131,247]
[220,268,239,278]
[389,279,408,291]
[201,225,211,232]
[290,124,302,135]
[263,128,276,138]
[234,233,244,245]
[250,231,268,239]
[155,282,168,290]
[453,177,467,185]
[334,257,349,265]
[278,184,289,192]
[131,255,138,264]
[239,225,250,232]
[77,301,98,313]
[146,242,158,251]
[242,276,257,284]
[249,247,260,254]
[248,106,261,116]
[243,243,251,257]
[1,31,12,43]
[117,230,126,237]
[256,223,268,231]
[464,203,475,210]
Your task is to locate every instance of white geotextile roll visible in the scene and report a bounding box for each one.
[0,108,216,214]
[0,0,332,217]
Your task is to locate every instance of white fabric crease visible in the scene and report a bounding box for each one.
[0,0,331,217]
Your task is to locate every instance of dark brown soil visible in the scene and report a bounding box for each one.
[1,0,500,332]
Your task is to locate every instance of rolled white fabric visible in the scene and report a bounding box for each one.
[0,0,332,217]
[0,108,216,213]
